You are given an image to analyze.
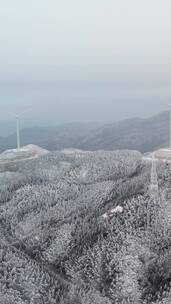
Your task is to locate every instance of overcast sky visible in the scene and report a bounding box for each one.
[0,0,171,125]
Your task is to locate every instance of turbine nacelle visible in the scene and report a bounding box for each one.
[8,108,32,119]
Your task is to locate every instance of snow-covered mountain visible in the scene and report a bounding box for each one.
[0,148,171,303]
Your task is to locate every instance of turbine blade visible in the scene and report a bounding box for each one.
[7,111,17,118]
[17,108,32,117]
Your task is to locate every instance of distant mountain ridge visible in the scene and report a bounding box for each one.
[0,111,169,153]
[79,111,170,152]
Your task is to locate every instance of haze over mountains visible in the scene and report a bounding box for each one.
[0,111,169,154]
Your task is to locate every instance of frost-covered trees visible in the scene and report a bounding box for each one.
[0,149,170,303]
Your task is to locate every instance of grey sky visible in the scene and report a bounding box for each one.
[0,0,171,124]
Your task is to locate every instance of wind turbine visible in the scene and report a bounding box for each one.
[8,108,32,151]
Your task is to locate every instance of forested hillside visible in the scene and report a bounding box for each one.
[0,149,171,303]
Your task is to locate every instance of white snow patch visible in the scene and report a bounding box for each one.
[102,213,109,219]
[61,148,91,157]
[102,205,124,219]
[110,206,124,214]
[80,167,89,178]
[0,144,49,164]
[143,148,171,163]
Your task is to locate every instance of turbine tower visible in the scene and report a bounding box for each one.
[8,109,31,151]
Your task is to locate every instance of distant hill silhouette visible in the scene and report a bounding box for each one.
[78,111,170,152]
[0,111,169,153]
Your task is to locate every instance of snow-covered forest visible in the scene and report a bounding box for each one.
[0,149,171,303]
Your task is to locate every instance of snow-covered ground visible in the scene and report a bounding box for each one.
[143,147,171,162]
[61,148,91,157]
[0,144,49,167]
